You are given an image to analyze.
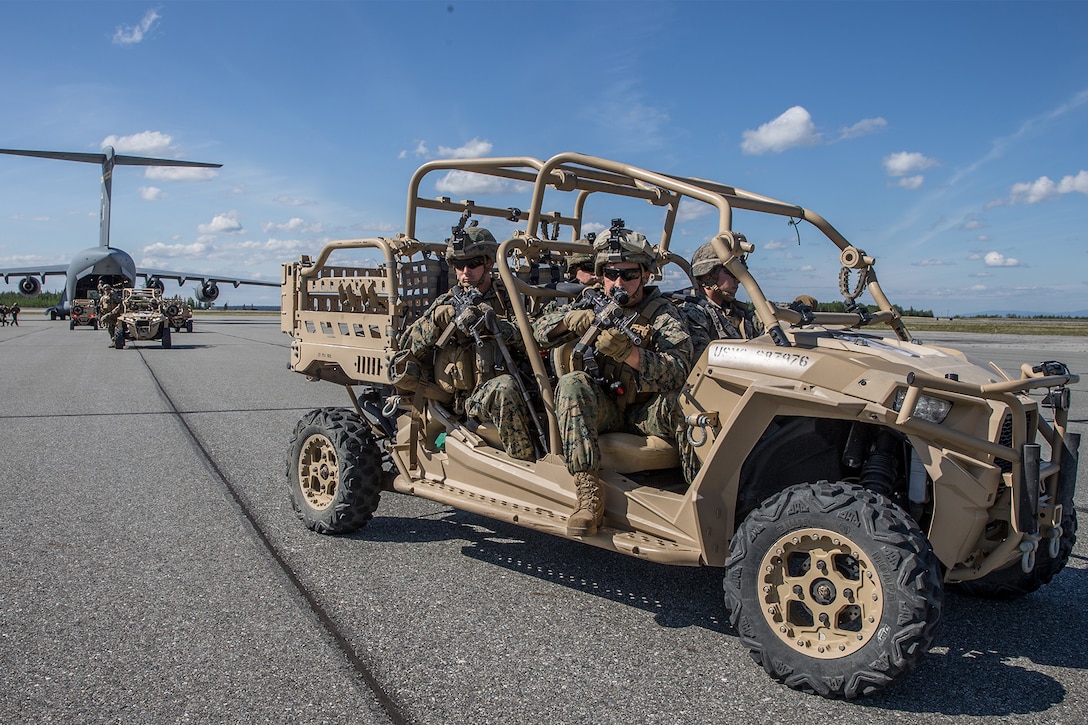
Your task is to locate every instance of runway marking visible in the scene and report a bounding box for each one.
[133,347,412,725]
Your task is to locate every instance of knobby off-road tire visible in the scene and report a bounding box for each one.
[161,325,172,349]
[287,407,382,535]
[113,326,125,349]
[724,481,943,699]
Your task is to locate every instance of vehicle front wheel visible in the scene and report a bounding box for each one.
[724,481,943,699]
[286,407,382,535]
[161,325,172,349]
[113,326,125,349]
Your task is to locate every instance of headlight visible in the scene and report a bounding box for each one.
[893,388,952,424]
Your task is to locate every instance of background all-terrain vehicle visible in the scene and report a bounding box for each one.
[162,296,194,333]
[114,287,171,349]
[68,297,98,330]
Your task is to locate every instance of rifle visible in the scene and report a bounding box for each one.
[571,286,642,393]
[435,284,487,348]
[436,284,549,457]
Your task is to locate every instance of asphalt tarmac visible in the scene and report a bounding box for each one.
[2,315,1086,724]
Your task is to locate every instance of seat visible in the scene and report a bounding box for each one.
[599,432,680,472]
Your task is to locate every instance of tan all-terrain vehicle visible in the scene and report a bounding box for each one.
[114,287,171,349]
[162,295,194,333]
[281,153,1079,699]
[69,297,98,330]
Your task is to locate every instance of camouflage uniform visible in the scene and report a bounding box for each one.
[681,241,764,359]
[678,294,763,359]
[534,286,693,475]
[535,222,697,535]
[98,287,123,339]
[396,228,536,461]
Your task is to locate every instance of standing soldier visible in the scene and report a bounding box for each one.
[9,301,18,326]
[533,221,693,536]
[392,225,539,461]
[97,283,121,344]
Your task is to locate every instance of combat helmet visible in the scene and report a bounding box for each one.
[690,242,724,278]
[567,233,597,278]
[593,219,656,274]
[446,225,498,261]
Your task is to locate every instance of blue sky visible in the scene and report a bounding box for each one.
[1,1,1086,315]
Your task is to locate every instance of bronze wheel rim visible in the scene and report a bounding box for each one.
[758,527,884,660]
[298,433,338,511]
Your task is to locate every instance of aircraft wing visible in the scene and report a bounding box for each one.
[1,264,69,283]
[137,268,279,288]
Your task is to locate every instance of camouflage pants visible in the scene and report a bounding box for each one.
[464,374,536,461]
[554,371,683,475]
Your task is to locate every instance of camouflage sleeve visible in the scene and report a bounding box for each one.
[677,301,712,362]
[636,304,693,393]
[531,304,575,350]
[750,309,766,338]
[398,292,453,358]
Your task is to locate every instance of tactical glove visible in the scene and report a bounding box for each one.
[563,309,595,336]
[433,304,455,330]
[596,328,634,362]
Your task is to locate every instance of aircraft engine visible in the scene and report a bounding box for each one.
[147,276,165,293]
[18,276,41,296]
[196,281,220,303]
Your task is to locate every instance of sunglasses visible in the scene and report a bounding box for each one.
[602,267,643,282]
[452,257,486,270]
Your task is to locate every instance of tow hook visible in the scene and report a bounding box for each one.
[382,395,402,418]
[1044,524,1064,559]
[685,412,719,447]
[1019,534,1040,573]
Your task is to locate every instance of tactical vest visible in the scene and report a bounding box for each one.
[432,283,516,412]
[581,290,672,411]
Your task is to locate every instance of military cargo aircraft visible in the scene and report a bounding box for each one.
[0,146,277,319]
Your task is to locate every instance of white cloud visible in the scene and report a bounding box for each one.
[102,130,174,156]
[141,241,209,258]
[437,138,493,159]
[198,211,244,235]
[741,106,821,155]
[139,186,163,201]
[837,117,887,140]
[676,199,712,224]
[1008,170,1088,204]
[274,195,312,207]
[434,170,514,195]
[984,251,1020,267]
[260,217,325,234]
[145,166,218,182]
[883,151,938,177]
[113,9,161,45]
[895,175,924,190]
[916,258,952,266]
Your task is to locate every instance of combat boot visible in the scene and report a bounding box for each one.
[567,471,604,536]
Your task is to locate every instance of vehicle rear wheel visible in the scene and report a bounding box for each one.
[724,481,943,699]
[69,320,76,330]
[93,319,99,330]
[185,320,193,332]
[161,325,172,349]
[287,407,382,534]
